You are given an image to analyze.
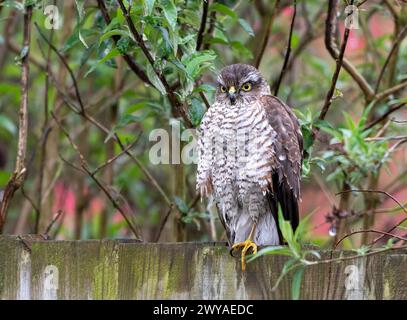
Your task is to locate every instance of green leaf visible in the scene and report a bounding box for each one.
[78,30,89,49]
[116,113,148,128]
[25,0,39,6]
[247,245,293,262]
[116,37,131,54]
[0,170,11,188]
[0,1,24,11]
[158,26,174,56]
[294,212,313,242]
[97,47,120,65]
[189,98,206,126]
[0,115,17,135]
[183,50,216,79]
[278,205,301,257]
[305,250,321,260]
[20,46,29,60]
[144,0,156,15]
[291,267,304,300]
[238,18,254,36]
[160,0,177,32]
[278,205,293,243]
[99,29,133,45]
[146,64,167,95]
[230,41,253,59]
[174,197,189,214]
[74,0,88,48]
[75,0,85,20]
[210,3,237,20]
[84,47,119,77]
[193,83,216,94]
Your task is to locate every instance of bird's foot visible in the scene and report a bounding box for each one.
[230,239,258,272]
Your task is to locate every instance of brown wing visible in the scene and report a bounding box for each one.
[260,95,303,238]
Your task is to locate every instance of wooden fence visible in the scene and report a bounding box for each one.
[0,236,406,299]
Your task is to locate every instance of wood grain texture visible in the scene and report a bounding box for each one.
[0,237,406,300]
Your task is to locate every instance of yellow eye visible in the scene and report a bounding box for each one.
[242,83,252,91]
[220,86,227,93]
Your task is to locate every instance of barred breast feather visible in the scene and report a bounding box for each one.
[197,95,303,245]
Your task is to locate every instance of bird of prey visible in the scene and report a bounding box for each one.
[196,64,303,271]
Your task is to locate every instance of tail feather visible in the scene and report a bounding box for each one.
[267,173,299,244]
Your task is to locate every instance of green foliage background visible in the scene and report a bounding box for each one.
[0,0,405,247]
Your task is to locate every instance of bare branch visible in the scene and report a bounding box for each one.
[203,5,216,51]
[274,0,296,96]
[372,217,407,246]
[364,102,406,131]
[154,204,174,242]
[51,112,142,240]
[334,229,407,249]
[35,17,55,233]
[34,22,85,112]
[43,210,64,238]
[196,0,209,51]
[270,6,325,92]
[324,0,375,101]
[0,6,33,233]
[317,0,352,123]
[335,189,407,214]
[391,119,407,124]
[375,81,407,102]
[90,133,142,176]
[254,0,280,68]
[375,25,407,93]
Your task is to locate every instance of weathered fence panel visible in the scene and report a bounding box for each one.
[0,236,406,299]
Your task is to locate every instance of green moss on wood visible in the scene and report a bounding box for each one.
[1,237,406,300]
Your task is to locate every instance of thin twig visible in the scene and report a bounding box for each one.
[365,135,407,142]
[196,0,209,51]
[317,0,352,124]
[270,6,324,91]
[324,0,375,102]
[90,133,142,176]
[375,81,407,103]
[357,0,369,7]
[336,189,407,214]
[202,4,216,51]
[35,14,55,233]
[274,0,296,96]
[43,210,64,238]
[155,193,201,242]
[375,25,407,93]
[391,118,407,124]
[34,22,85,112]
[371,217,407,246]
[21,185,40,228]
[306,244,407,266]
[364,102,406,130]
[51,112,142,240]
[254,0,280,68]
[154,204,174,242]
[334,229,407,249]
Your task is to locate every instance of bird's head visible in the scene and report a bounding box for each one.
[216,64,270,105]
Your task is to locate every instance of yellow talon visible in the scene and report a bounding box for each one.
[231,239,258,272]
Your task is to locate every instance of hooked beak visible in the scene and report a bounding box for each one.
[228,86,237,105]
